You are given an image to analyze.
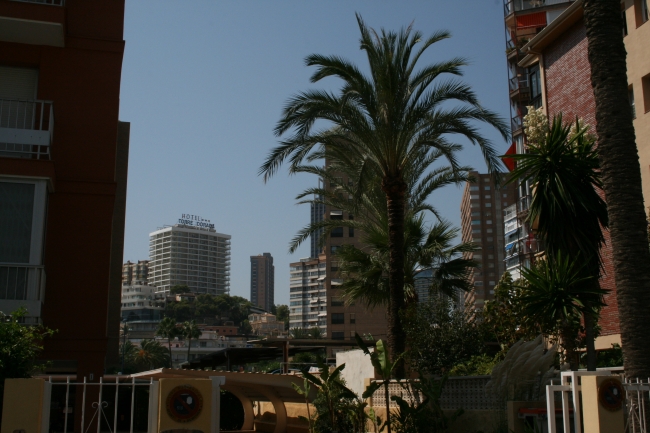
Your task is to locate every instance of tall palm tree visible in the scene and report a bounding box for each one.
[134,339,170,370]
[182,320,202,363]
[508,115,607,369]
[583,0,650,379]
[260,17,507,376]
[156,317,179,368]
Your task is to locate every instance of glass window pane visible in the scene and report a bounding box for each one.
[0,182,35,263]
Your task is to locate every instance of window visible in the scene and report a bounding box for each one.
[484,186,491,190]
[487,237,493,242]
[529,63,542,108]
[349,215,354,237]
[474,281,483,286]
[331,227,343,237]
[486,220,492,225]
[630,86,636,119]
[489,281,496,286]
[332,332,344,340]
[331,313,344,324]
[486,203,492,207]
[471,212,481,216]
[487,229,493,233]
[331,297,344,307]
[503,194,508,198]
[635,0,649,26]
[485,195,491,199]
[200,342,207,348]
[349,313,356,324]
[623,2,629,36]
[330,246,341,254]
[643,74,650,113]
[0,179,47,265]
[470,186,479,191]
[470,195,479,200]
[471,220,481,225]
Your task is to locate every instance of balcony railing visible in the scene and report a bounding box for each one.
[504,0,574,15]
[518,195,532,213]
[11,0,65,5]
[0,264,45,302]
[0,99,54,160]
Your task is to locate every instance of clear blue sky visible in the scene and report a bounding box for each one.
[120,0,510,306]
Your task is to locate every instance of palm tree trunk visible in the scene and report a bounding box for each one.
[562,325,578,371]
[383,176,407,379]
[584,0,650,379]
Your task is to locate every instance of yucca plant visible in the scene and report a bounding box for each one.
[508,114,607,370]
[517,253,605,370]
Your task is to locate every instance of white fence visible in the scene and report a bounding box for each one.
[545,372,650,433]
[623,378,650,433]
[46,376,157,433]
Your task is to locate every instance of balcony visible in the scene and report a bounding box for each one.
[504,0,574,16]
[0,99,53,160]
[0,264,46,321]
[11,0,64,5]
[509,76,530,101]
[0,1,65,47]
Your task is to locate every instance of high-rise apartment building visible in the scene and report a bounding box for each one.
[499,0,650,348]
[148,220,231,295]
[322,173,388,353]
[289,256,327,331]
[250,252,274,311]
[460,172,516,308]
[310,198,326,259]
[122,260,149,285]
[0,0,128,376]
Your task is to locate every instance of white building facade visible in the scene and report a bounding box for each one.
[120,282,165,322]
[288,257,327,333]
[148,222,231,296]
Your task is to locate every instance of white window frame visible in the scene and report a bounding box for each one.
[0,177,48,265]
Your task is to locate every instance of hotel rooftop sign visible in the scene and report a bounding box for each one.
[178,214,215,229]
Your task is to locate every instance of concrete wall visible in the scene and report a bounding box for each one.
[1,378,49,433]
[336,348,375,397]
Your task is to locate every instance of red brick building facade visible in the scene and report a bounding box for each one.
[513,0,650,345]
[0,0,128,375]
[541,19,620,338]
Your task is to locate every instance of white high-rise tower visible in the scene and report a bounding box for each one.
[148,215,231,295]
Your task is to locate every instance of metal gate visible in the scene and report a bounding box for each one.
[46,377,158,433]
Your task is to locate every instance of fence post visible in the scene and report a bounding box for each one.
[147,380,159,433]
[211,376,226,433]
[582,375,625,433]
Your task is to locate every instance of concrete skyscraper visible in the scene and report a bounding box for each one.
[250,253,275,311]
[460,172,516,309]
[149,215,231,295]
